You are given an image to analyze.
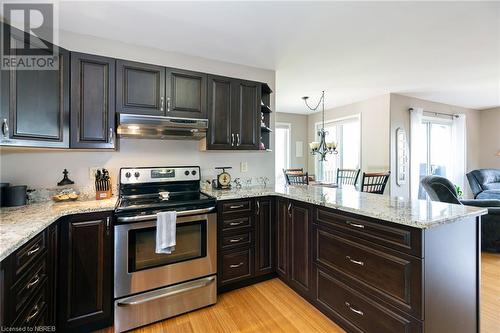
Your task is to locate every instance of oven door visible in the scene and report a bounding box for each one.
[114,208,216,298]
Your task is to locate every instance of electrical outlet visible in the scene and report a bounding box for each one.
[89,167,100,180]
[240,162,248,173]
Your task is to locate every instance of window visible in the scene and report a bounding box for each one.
[416,117,453,199]
[315,115,360,183]
[275,123,291,184]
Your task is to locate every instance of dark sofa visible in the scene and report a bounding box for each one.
[421,175,500,252]
[467,169,500,200]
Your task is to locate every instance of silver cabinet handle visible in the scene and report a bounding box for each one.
[231,133,235,146]
[25,305,39,323]
[230,204,244,209]
[236,133,240,146]
[229,221,245,226]
[229,262,244,268]
[345,256,365,266]
[26,274,40,290]
[117,207,215,223]
[229,237,244,243]
[345,302,364,316]
[256,200,260,215]
[108,127,114,144]
[346,221,365,229]
[27,245,40,256]
[106,216,111,236]
[288,203,292,217]
[167,97,171,112]
[1,118,8,139]
[160,97,164,111]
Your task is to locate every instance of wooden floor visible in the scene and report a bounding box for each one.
[481,252,500,333]
[100,252,500,333]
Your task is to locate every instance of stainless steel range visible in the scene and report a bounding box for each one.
[113,166,217,332]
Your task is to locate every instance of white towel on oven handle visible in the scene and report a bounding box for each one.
[156,211,177,254]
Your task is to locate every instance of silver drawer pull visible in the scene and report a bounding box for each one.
[229,262,244,268]
[345,302,364,316]
[26,305,39,323]
[229,238,244,243]
[26,274,40,290]
[27,245,40,256]
[229,221,245,226]
[346,221,365,229]
[346,256,365,266]
[229,204,244,209]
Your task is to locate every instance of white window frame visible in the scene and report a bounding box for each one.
[275,122,291,181]
[314,114,361,182]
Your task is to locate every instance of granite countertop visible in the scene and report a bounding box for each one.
[0,197,117,261]
[202,185,487,230]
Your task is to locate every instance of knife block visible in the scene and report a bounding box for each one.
[95,179,112,200]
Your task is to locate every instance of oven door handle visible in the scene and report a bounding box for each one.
[117,207,216,223]
[116,276,216,307]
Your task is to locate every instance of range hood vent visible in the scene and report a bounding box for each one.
[117,114,208,140]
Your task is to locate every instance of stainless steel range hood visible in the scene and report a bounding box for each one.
[117,114,208,140]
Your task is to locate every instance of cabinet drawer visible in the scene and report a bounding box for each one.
[220,248,253,284]
[222,200,252,215]
[315,207,422,257]
[13,232,46,277]
[11,258,48,316]
[222,216,252,231]
[14,287,48,327]
[221,231,252,250]
[316,268,422,333]
[315,228,422,318]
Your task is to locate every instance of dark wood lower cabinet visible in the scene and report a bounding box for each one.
[255,197,274,276]
[289,200,312,297]
[57,211,113,332]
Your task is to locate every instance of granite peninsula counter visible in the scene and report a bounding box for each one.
[203,184,487,229]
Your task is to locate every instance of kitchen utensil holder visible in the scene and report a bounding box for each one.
[95,179,112,200]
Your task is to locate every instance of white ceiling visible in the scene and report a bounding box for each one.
[57,1,500,114]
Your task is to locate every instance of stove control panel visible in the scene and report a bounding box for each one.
[120,167,201,184]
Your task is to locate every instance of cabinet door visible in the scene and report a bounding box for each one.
[289,201,312,295]
[70,52,116,149]
[207,75,233,149]
[255,197,274,276]
[166,68,207,119]
[232,80,260,150]
[1,28,69,148]
[58,212,112,332]
[276,197,289,278]
[116,60,165,115]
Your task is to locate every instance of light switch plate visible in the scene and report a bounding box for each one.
[240,162,248,173]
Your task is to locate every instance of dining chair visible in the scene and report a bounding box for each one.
[360,171,390,194]
[285,172,309,185]
[337,168,361,185]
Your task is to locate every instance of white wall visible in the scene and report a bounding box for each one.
[274,113,308,170]
[389,93,481,198]
[307,95,391,176]
[478,107,500,168]
[0,30,275,189]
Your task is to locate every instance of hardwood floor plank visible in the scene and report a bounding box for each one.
[481,252,500,333]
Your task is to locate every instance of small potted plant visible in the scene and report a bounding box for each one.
[455,185,463,199]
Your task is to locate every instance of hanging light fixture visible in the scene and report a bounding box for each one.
[302,91,338,161]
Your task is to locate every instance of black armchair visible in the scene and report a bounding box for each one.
[421,175,500,252]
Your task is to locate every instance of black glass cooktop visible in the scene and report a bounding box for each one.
[116,191,215,213]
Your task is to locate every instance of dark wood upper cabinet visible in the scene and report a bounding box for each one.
[276,197,289,279]
[255,197,274,276]
[70,52,116,149]
[207,75,233,149]
[232,80,260,150]
[116,60,165,116]
[289,201,312,296]
[57,212,113,332]
[166,68,207,119]
[0,26,69,148]
[206,76,261,150]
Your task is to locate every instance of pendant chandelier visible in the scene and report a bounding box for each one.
[302,91,338,162]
